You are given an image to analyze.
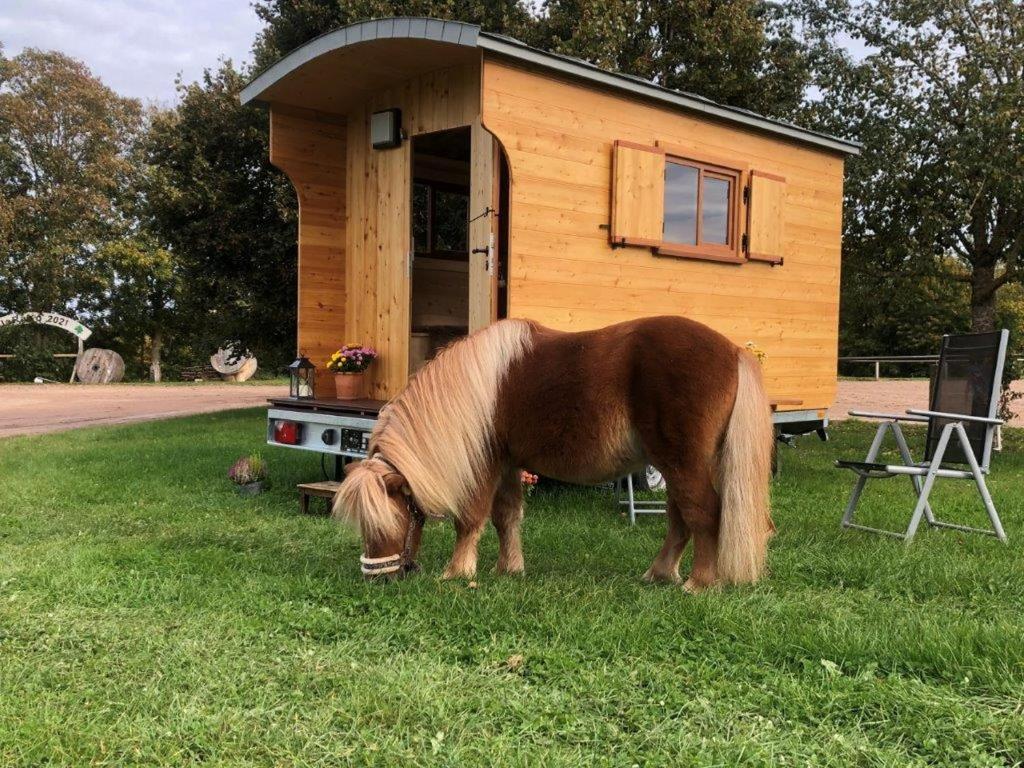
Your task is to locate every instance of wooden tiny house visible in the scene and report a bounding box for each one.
[242,18,859,422]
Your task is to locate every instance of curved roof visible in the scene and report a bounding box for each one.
[241,17,861,156]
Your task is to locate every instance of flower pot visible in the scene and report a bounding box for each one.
[334,372,364,400]
[236,480,267,497]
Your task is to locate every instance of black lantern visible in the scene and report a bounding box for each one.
[288,354,316,399]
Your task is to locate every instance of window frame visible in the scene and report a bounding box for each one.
[654,145,746,264]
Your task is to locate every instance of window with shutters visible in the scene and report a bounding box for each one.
[656,152,743,263]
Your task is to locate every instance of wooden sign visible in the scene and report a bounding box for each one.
[0,312,92,341]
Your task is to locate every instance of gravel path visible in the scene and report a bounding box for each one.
[2,379,1021,439]
[0,383,286,438]
[832,379,1024,424]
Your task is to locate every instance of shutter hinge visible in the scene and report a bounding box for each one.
[741,233,749,253]
[743,185,750,204]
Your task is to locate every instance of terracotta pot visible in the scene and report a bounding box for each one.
[334,372,364,400]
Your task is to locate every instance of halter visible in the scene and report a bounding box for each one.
[358,456,440,578]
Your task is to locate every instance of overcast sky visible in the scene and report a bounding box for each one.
[0,0,263,106]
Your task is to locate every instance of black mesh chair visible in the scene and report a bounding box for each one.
[836,330,1009,543]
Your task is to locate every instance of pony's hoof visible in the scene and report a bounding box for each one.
[681,578,719,594]
[441,567,476,581]
[642,568,681,584]
[495,561,525,576]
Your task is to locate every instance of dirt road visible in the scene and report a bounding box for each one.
[0,383,285,438]
[2,379,1021,439]
[831,379,1023,424]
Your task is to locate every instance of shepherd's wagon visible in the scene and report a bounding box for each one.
[242,17,859,463]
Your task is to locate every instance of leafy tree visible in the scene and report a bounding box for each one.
[0,48,141,316]
[252,0,535,67]
[140,62,298,371]
[803,0,1024,336]
[96,236,178,381]
[535,0,811,116]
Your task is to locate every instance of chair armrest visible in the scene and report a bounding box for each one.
[906,409,1004,425]
[848,410,929,422]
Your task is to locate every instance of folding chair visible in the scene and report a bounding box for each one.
[836,330,1009,543]
[614,473,666,525]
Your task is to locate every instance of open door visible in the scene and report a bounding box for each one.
[469,119,500,332]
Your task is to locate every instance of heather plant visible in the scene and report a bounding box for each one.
[228,453,268,485]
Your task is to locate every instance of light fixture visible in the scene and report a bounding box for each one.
[371,108,402,149]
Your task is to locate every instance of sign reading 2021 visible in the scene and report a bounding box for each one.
[0,312,93,340]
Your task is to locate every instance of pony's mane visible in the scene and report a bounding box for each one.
[333,458,404,541]
[367,319,534,520]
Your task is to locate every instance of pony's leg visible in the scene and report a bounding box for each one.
[674,476,721,594]
[441,478,496,580]
[642,496,690,584]
[492,467,525,575]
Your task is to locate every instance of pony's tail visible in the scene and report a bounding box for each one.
[716,350,775,585]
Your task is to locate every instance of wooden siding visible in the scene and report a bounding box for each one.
[269,105,347,396]
[345,63,480,398]
[481,58,845,411]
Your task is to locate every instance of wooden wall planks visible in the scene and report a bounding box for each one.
[345,62,480,398]
[269,105,347,396]
[481,58,846,410]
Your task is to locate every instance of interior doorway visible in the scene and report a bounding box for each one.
[408,128,472,374]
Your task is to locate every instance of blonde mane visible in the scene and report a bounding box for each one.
[334,320,534,532]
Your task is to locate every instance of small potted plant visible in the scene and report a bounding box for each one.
[228,453,269,496]
[326,343,377,400]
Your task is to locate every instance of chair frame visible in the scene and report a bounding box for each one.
[839,330,1009,544]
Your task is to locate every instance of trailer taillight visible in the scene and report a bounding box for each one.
[273,420,302,445]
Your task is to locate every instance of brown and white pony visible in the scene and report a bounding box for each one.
[334,316,774,592]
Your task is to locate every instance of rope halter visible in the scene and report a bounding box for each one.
[357,455,438,578]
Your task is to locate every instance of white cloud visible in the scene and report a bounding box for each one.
[0,0,263,104]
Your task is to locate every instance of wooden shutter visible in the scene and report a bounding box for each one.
[745,171,787,264]
[610,141,665,247]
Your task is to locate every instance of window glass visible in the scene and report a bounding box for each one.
[664,162,698,245]
[412,183,430,253]
[433,189,469,253]
[702,175,731,245]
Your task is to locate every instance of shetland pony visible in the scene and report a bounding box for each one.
[334,316,774,591]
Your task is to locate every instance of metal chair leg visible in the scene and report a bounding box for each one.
[842,422,889,528]
[955,423,1007,543]
[904,425,954,541]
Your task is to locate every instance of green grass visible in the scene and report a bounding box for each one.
[1,411,1023,766]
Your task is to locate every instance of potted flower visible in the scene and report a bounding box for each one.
[228,453,269,496]
[326,343,377,400]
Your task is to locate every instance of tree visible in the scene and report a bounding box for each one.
[535,0,812,117]
[803,0,1024,334]
[96,236,178,382]
[252,0,535,67]
[0,48,141,316]
[140,62,298,369]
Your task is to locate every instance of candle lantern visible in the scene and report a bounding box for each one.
[287,354,316,399]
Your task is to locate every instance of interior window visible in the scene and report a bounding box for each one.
[412,181,469,259]
[661,157,740,260]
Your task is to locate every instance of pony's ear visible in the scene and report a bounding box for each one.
[383,473,409,496]
[343,460,363,477]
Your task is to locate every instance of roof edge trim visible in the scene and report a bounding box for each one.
[239,17,861,156]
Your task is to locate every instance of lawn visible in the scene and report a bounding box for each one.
[1,411,1022,766]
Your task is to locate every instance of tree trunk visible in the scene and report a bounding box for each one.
[150,329,162,383]
[970,262,997,332]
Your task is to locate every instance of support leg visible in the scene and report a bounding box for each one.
[891,423,935,525]
[955,424,1007,543]
[903,425,954,542]
[841,422,890,528]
